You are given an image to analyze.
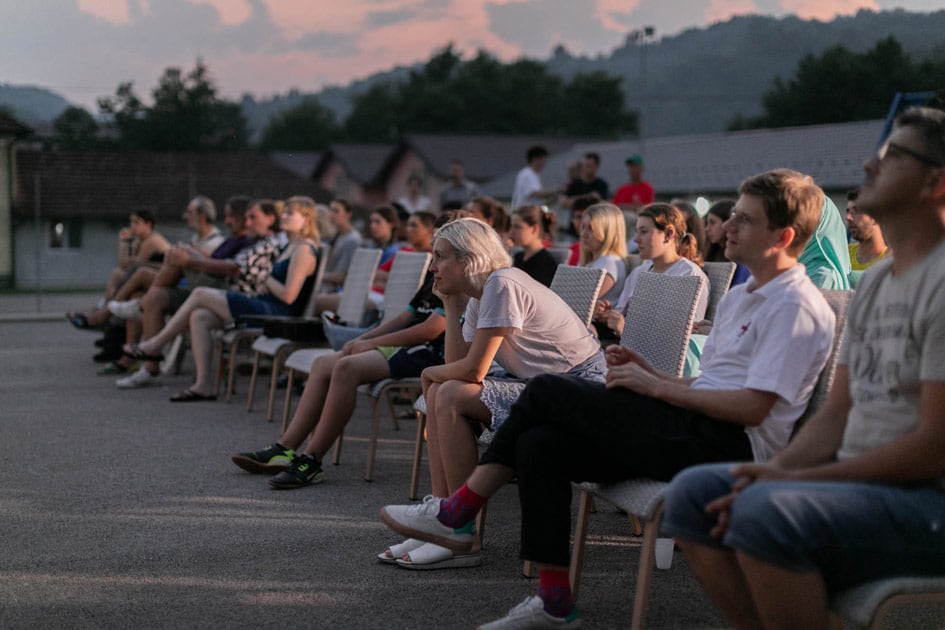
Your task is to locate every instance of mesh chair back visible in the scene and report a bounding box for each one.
[549,265,607,327]
[379,252,431,324]
[793,288,853,432]
[702,261,736,321]
[620,272,705,377]
[336,248,382,325]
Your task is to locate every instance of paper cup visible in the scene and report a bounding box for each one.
[654,537,674,570]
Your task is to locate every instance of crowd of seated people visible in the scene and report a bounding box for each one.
[64,108,945,630]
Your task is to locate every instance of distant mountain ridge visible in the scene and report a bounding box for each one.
[5,9,945,140]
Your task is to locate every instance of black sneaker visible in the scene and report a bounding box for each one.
[268,454,324,489]
[231,444,295,474]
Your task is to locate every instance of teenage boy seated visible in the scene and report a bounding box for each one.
[379,168,837,629]
[661,106,945,630]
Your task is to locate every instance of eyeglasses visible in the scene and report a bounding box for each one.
[727,211,757,229]
[876,140,944,167]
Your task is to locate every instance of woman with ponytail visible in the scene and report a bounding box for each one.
[509,205,558,287]
[596,202,709,338]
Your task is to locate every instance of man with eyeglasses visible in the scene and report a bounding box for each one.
[660,106,945,628]
[379,168,836,628]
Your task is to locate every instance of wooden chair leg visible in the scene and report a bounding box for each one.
[225,339,240,402]
[568,489,594,598]
[629,514,643,536]
[630,506,663,630]
[332,432,344,465]
[246,351,260,412]
[364,389,385,482]
[282,369,296,433]
[265,347,290,422]
[408,412,426,500]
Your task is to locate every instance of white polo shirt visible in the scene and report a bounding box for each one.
[691,263,835,461]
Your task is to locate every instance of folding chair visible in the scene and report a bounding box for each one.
[548,264,607,327]
[567,288,853,630]
[213,243,330,401]
[277,252,431,473]
[245,247,381,421]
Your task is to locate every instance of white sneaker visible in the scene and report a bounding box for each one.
[379,495,476,554]
[107,299,142,320]
[478,596,581,629]
[116,366,160,389]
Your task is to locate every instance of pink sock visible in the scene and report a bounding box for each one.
[436,483,486,527]
[537,568,573,618]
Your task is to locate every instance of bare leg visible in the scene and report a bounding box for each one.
[112,267,157,301]
[279,352,343,449]
[737,551,828,630]
[433,380,490,494]
[424,382,450,497]
[315,293,341,315]
[138,286,171,373]
[464,462,516,499]
[188,307,225,395]
[676,540,764,629]
[105,266,126,299]
[304,350,391,458]
[136,287,230,353]
[151,261,184,288]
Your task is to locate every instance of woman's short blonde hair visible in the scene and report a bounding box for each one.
[434,217,511,292]
[286,195,320,242]
[580,202,627,265]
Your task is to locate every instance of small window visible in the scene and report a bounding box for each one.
[49,218,83,249]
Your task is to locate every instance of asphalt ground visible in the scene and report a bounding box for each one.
[1,309,939,629]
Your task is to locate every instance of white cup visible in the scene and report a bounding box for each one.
[654,537,674,570]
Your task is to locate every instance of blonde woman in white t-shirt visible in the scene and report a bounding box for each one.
[377,218,605,570]
[579,202,627,306]
[597,203,709,338]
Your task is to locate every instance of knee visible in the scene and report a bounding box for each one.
[331,355,361,382]
[514,426,570,469]
[664,464,734,517]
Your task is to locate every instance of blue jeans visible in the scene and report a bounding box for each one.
[661,463,945,592]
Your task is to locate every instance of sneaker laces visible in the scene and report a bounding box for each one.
[405,494,443,517]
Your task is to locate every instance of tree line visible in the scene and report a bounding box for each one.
[51,37,945,151]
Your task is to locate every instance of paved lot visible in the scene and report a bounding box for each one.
[0,311,733,629]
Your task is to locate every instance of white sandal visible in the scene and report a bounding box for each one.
[395,541,482,570]
[377,538,425,564]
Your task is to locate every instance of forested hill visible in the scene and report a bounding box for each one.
[5,9,945,139]
[245,9,945,139]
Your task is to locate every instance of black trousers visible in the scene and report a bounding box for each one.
[479,373,752,567]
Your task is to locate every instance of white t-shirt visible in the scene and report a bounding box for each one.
[511,166,543,210]
[397,195,432,214]
[692,264,835,461]
[837,241,945,477]
[615,258,709,322]
[588,254,627,305]
[462,268,600,378]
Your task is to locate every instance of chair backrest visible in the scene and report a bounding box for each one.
[379,251,432,324]
[793,288,853,432]
[549,264,607,327]
[620,272,705,377]
[298,243,332,318]
[336,247,382,324]
[702,261,736,321]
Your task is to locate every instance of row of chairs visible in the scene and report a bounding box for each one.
[210,250,942,628]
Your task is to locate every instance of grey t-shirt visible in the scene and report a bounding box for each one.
[838,240,945,470]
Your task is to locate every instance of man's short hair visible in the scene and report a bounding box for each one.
[739,169,824,256]
[846,188,859,202]
[226,195,251,220]
[571,193,601,213]
[584,152,600,165]
[190,195,216,223]
[133,209,156,227]
[526,145,548,162]
[895,106,945,165]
